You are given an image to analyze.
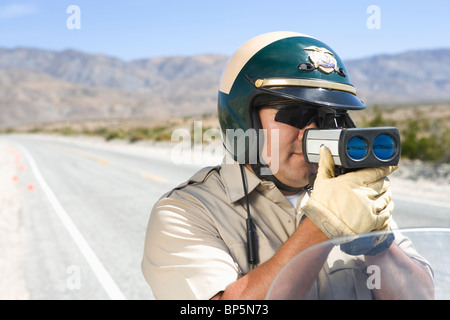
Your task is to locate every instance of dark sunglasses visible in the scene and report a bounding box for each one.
[274,105,318,129]
[260,104,356,129]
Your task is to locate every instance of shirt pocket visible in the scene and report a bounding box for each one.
[308,248,373,300]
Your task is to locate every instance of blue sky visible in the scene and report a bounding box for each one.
[1,0,449,61]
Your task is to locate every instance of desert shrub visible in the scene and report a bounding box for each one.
[363,106,450,163]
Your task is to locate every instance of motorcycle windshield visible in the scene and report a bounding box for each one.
[266,228,450,300]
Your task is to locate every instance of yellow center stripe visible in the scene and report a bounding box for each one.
[140,172,167,183]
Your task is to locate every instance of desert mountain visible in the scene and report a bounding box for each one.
[346,49,450,104]
[0,47,449,128]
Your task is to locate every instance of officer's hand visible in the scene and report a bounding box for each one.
[302,146,397,240]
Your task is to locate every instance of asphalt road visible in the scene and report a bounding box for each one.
[3,134,206,300]
[2,134,450,300]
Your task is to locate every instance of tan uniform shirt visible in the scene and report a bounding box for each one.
[141,157,431,300]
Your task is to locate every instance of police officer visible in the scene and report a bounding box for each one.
[141,32,433,299]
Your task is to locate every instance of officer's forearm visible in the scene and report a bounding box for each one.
[216,217,330,300]
[364,243,434,300]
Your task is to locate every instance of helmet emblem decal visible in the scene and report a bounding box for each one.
[303,46,339,74]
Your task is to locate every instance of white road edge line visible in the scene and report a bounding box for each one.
[394,194,450,210]
[16,144,126,300]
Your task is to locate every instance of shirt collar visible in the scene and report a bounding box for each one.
[220,156,262,204]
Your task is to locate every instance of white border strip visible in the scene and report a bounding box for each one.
[16,144,126,300]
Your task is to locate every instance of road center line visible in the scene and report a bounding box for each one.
[140,172,167,183]
[16,144,126,300]
[44,143,111,165]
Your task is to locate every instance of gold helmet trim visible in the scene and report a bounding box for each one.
[254,78,357,96]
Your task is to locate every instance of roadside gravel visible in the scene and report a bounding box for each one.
[391,159,450,204]
[0,140,29,299]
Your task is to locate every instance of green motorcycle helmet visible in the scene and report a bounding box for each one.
[218,31,365,191]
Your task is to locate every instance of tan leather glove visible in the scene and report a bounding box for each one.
[302,146,397,240]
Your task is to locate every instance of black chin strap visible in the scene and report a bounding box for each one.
[250,162,307,193]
